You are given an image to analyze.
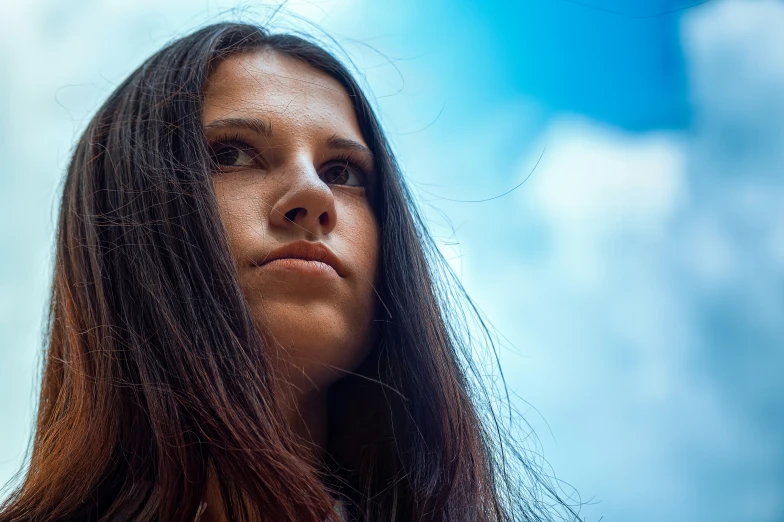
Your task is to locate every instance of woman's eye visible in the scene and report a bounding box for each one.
[321,162,365,187]
[209,142,257,169]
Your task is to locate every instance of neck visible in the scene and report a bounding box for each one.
[286,388,329,462]
[200,388,329,522]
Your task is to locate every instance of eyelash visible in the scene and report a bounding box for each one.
[208,133,259,165]
[327,153,369,186]
[207,134,370,187]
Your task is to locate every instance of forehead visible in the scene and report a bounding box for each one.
[202,50,361,136]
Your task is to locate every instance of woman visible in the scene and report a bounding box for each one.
[0,22,576,522]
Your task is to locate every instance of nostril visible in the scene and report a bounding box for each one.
[285,208,305,222]
[319,212,329,226]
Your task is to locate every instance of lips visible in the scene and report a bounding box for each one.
[254,241,344,277]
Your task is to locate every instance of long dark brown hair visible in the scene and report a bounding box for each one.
[0,22,578,522]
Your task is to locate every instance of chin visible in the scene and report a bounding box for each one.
[250,300,375,393]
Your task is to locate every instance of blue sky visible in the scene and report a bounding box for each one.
[1,1,782,520]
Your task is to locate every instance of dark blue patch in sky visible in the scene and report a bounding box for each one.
[407,0,695,131]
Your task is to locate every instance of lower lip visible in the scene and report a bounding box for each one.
[260,258,339,277]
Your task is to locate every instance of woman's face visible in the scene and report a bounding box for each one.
[203,50,379,398]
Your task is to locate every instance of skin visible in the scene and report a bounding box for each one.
[201,49,380,518]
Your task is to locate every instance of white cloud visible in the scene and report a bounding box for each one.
[508,117,686,291]
[471,3,784,520]
[529,118,685,228]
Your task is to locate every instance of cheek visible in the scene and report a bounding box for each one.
[340,197,380,287]
[343,197,381,350]
[212,178,269,258]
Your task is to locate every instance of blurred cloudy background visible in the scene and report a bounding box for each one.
[1,0,782,520]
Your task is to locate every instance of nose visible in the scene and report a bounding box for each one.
[268,160,337,237]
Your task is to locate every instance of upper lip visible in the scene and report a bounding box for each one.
[254,241,344,276]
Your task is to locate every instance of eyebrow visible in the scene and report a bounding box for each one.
[204,117,374,164]
[204,116,272,137]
